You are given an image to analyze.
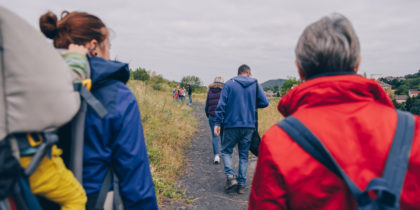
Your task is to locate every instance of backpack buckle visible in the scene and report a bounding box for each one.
[27,133,43,147]
[82,78,92,91]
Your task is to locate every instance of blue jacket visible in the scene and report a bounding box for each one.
[83,57,158,210]
[215,76,269,128]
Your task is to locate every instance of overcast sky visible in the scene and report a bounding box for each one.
[2,0,420,85]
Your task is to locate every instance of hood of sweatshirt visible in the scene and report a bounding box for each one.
[232,76,257,88]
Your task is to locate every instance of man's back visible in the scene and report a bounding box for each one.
[249,75,420,209]
[215,76,268,129]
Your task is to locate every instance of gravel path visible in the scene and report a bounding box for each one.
[162,102,257,210]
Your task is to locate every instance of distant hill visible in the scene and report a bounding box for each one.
[261,79,286,89]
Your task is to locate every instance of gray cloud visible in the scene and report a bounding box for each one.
[2,0,420,85]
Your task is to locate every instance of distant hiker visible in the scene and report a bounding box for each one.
[181,87,186,101]
[205,77,224,164]
[40,11,158,210]
[172,88,176,100]
[249,13,420,209]
[187,85,193,105]
[175,87,180,101]
[214,65,269,194]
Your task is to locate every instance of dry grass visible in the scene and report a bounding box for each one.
[258,97,284,134]
[127,81,197,204]
[192,92,207,104]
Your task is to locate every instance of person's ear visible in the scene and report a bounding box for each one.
[296,60,306,81]
[84,39,99,56]
[354,58,361,73]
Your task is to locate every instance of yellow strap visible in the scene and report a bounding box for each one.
[82,79,92,91]
[27,133,43,147]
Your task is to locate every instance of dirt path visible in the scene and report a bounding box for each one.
[162,102,257,210]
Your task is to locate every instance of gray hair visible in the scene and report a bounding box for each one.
[295,13,360,79]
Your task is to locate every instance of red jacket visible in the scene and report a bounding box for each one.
[249,74,420,209]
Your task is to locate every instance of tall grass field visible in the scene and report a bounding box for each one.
[128,81,197,204]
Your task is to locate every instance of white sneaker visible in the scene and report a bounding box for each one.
[214,155,220,164]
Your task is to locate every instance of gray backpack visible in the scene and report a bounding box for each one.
[0,7,107,210]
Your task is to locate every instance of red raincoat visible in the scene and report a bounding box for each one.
[249,74,420,209]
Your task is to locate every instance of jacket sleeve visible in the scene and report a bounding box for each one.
[62,52,89,82]
[111,89,158,210]
[257,83,269,108]
[215,85,228,126]
[249,133,287,209]
[205,91,210,118]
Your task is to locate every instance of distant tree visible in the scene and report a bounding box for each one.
[392,99,406,111]
[405,95,420,115]
[132,67,150,81]
[280,78,300,96]
[263,87,271,91]
[180,76,202,90]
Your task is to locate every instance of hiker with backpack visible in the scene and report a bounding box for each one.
[249,13,420,209]
[204,76,224,164]
[17,44,89,210]
[39,11,158,210]
[214,65,269,194]
[0,7,93,210]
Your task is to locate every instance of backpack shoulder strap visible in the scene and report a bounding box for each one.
[94,168,122,210]
[277,116,363,198]
[382,110,415,202]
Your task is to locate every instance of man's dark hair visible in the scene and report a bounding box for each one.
[238,64,251,75]
[295,13,360,79]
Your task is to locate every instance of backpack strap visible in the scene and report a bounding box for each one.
[23,132,58,176]
[277,117,363,199]
[382,110,415,203]
[73,83,108,119]
[94,168,122,210]
[277,110,415,208]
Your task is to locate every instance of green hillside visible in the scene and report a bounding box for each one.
[261,79,286,89]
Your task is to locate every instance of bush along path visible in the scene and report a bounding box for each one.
[162,102,257,210]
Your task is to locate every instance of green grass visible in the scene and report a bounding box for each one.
[128,81,197,205]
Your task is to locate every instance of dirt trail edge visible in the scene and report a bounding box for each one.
[162,102,257,210]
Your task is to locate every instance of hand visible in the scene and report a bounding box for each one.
[214,126,221,137]
[62,44,88,55]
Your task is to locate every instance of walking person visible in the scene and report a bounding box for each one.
[249,13,420,209]
[214,65,269,194]
[181,87,186,102]
[172,88,176,101]
[39,10,158,210]
[205,77,224,164]
[174,87,180,101]
[187,85,193,105]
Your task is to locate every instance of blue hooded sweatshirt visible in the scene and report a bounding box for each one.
[215,76,269,128]
[83,57,158,210]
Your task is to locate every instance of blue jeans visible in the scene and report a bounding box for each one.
[221,128,254,186]
[208,116,221,155]
[188,94,192,104]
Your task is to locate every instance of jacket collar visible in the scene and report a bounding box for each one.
[278,74,394,117]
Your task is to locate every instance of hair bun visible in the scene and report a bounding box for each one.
[39,11,58,39]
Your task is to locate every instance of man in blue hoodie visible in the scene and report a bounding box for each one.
[214,64,269,194]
